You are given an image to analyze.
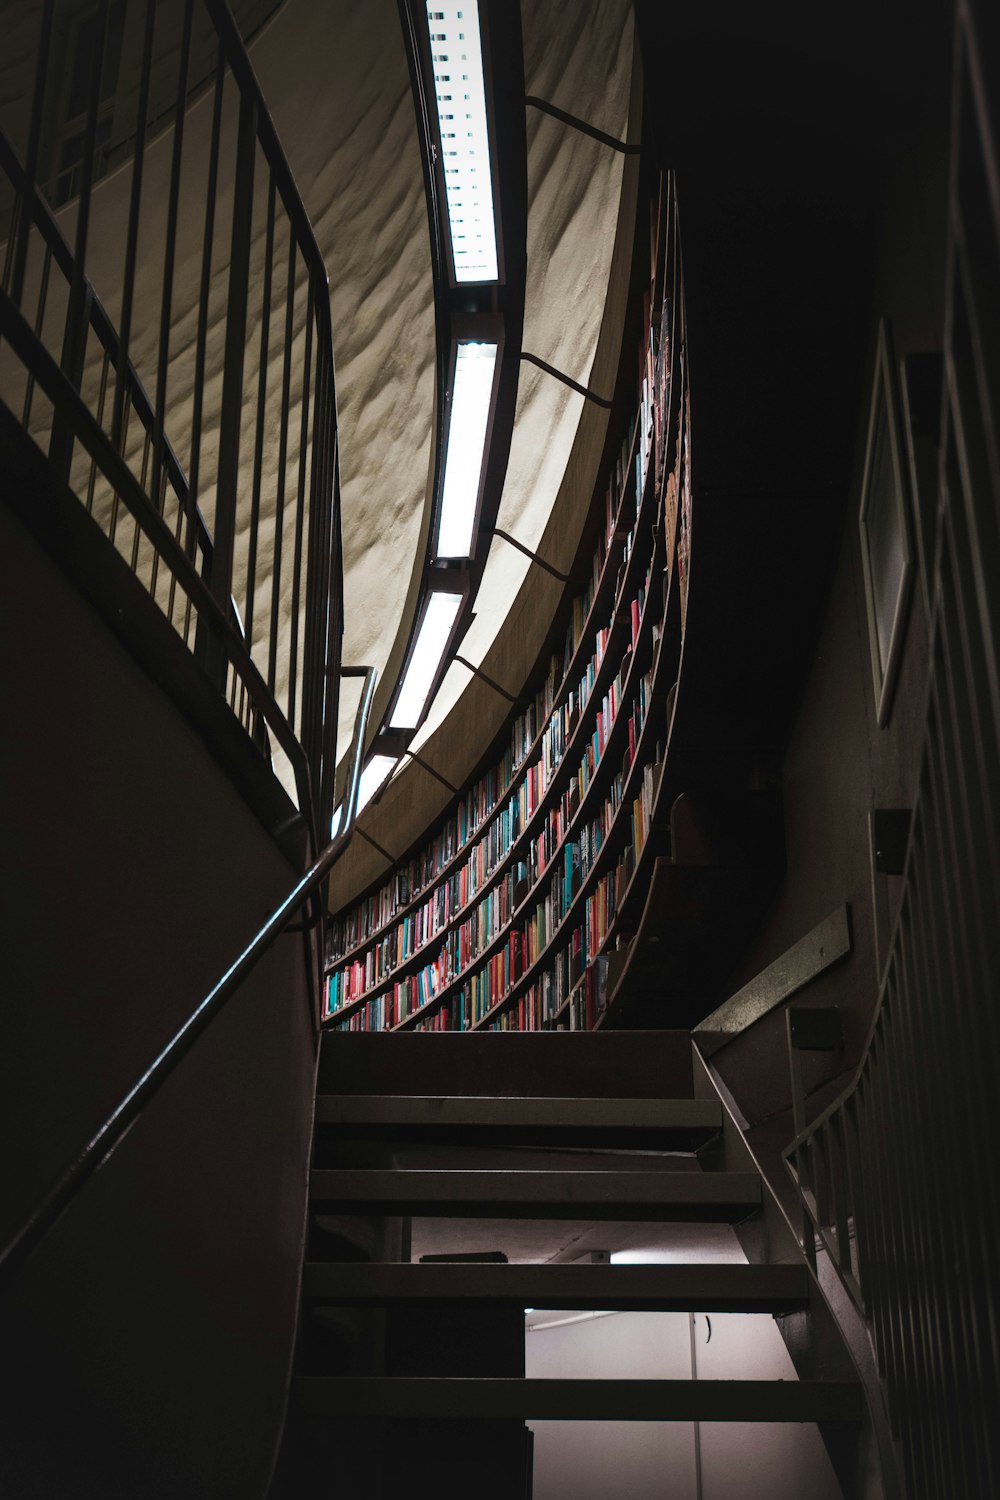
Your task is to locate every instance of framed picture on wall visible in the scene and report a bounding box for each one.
[859,319,915,727]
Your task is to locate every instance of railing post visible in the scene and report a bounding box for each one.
[303,341,340,833]
[204,86,257,692]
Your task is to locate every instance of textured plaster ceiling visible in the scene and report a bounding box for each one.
[1,0,634,830]
[253,0,436,756]
[410,0,635,755]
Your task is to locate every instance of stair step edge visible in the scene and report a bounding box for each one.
[301,1261,809,1311]
[294,1375,864,1423]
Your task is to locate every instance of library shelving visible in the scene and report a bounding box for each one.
[324,173,693,1035]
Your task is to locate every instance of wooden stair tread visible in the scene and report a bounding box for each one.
[295,1375,863,1423]
[313,1094,720,1143]
[309,1168,760,1221]
[302,1260,809,1311]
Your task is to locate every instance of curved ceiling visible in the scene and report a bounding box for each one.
[251,0,437,759]
[260,0,635,785]
[1,0,634,846]
[326,0,640,909]
[410,0,635,756]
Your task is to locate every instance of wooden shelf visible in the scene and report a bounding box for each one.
[327,452,664,1026]
[324,173,771,1040]
[325,413,647,981]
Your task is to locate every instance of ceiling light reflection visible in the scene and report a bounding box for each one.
[436,340,498,559]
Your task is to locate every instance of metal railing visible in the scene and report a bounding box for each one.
[0,0,342,841]
[784,7,999,1495]
[0,664,376,1289]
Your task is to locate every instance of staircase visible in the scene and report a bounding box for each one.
[273,1031,871,1498]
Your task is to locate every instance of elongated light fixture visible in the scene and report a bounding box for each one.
[436,339,498,558]
[330,754,399,834]
[426,2,498,282]
[389,590,463,729]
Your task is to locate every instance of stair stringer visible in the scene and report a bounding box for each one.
[691,1043,899,1500]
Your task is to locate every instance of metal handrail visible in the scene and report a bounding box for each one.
[0,0,343,842]
[0,289,319,830]
[0,665,376,1289]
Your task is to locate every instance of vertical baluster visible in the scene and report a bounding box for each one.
[303,333,337,815]
[863,1023,899,1405]
[131,426,152,575]
[917,780,974,1499]
[186,44,227,561]
[150,0,194,519]
[150,468,168,599]
[109,394,131,545]
[828,1110,853,1284]
[269,235,298,694]
[205,87,256,692]
[918,691,992,1497]
[842,1085,872,1313]
[245,172,276,663]
[85,345,112,513]
[111,0,156,460]
[7,0,55,312]
[287,285,314,731]
[21,242,52,428]
[319,439,344,834]
[1,198,19,298]
[49,0,110,481]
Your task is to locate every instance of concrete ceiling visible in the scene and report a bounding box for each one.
[261,0,636,783]
[1,0,635,846]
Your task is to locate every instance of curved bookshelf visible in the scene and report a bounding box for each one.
[326,413,644,979]
[460,544,682,1033]
[325,172,689,1036]
[394,528,673,1033]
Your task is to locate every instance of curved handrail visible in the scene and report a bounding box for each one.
[0,662,377,1289]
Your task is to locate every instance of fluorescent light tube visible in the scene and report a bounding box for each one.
[436,340,498,559]
[330,753,399,831]
[426,2,499,282]
[389,590,463,729]
[355,755,399,814]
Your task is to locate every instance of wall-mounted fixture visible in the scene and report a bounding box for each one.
[388,587,465,729]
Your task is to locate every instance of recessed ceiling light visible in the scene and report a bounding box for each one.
[389,590,464,729]
[436,340,498,559]
[425,1,498,282]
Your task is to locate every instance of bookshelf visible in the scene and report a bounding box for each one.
[324,173,690,1034]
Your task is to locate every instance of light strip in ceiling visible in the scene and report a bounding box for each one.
[436,339,498,558]
[389,590,464,729]
[330,754,400,834]
[426,2,498,282]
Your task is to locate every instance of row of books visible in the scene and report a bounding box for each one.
[326,646,661,1030]
[394,750,659,1038]
[326,182,688,1035]
[422,722,663,1034]
[325,542,666,1024]
[323,576,644,1017]
[326,414,647,972]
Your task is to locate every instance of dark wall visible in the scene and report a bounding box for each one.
[634,0,951,1124]
[0,496,317,1498]
[711,19,950,1132]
